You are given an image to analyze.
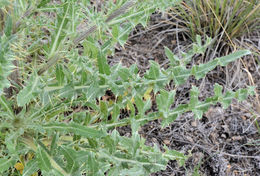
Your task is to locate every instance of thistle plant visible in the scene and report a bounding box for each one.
[0,0,255,175]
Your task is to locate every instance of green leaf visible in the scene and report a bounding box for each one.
[196,35,202,47]
[17,74,40,106]
[127,99,136,117]
[163,146,187,167]
[100,101,108,120]
[156,89,176,117]
[118,67,130,82]
[189,86,199,109]
[22,159,39,176]
[85,82,103,101]
[59,146,79,174]
[161,114,178,128]
[193,109,203,119]
[56,64,65,86]
[50,133,59,156]
[0,95,15,119]
[0,0,9,8]
[172,66,190,86]
[88,152,99,176]
[118,24,132,46]
[135,95,145,115]
[107,167,120,176]
[0,36,14,95]
[111,104,120,122]
[192,59,218,79]
[192,35,208,54]
[58,84,75,99]
[143,98,152,114]
[87,138,98,150]
[218,50,251,66]
[235,88,249,101]
[97,51,111,75]
[4,15,12,37]
[164,46,180,66]
[37,148,52,172]
[120,166,145,176]
[49,2,70,57]
[0,158,15,173]
[43,122,106,138]
[37,0,51,8]
[221,91,235,109]
[111,25,119,39]
[247,86,256,96]
[83,38,99,58]
[104,136,116,154]
[146,61,160,79]
[214,83,223,98]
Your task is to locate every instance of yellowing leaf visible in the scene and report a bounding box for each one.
[14,162,24,174]
[144,86,153,100]
[126,103,130,111]
[131,97,135,103]
[28,152,34,160]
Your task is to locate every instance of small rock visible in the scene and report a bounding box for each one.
[231,136,242,141]
[191,120,198,127]
[221,133,227,138]
[186,136,194,143]
[163,139,171,145]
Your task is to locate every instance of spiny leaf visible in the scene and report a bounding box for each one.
[59,146,79,174]
[97,51,111,76]
[161,114,178,128]
[37,0,51,8]
[4,15,12,37]
[192,59,218,79]
[49,2,70,57]
[118,67,130,82]
[17,74,40,106]
[135,95,145,115]
[218,50,251,66]
[111,104,120,122]
[156,89,176,117]
[172,66,190,86]
[145,61,160,79]
[0,158,15,173]
[43,122,106,138]
[189,86,199,109]
[0,36,14,95]
[171,49,251,84]
[22,159,39,176]
[37,148,52,172]
[100,101,108,120]
[163,146,187,167]
[56,64,65,86]
[214,83,223,98]
[0,95,15,119]
[88,152,99,176]
[164,46,180,66]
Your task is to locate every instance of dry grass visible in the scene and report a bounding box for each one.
[167,0,260,49]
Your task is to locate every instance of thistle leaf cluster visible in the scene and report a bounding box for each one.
[0,0,254,175]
